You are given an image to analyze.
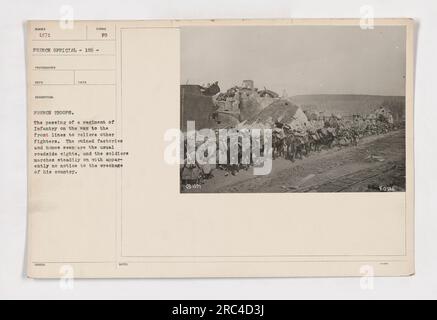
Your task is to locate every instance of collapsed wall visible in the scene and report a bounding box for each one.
[247,99,309,130]
[180,81,293,130]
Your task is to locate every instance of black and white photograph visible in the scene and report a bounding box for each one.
[180,25,406,193]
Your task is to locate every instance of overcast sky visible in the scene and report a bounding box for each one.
[181,25,406,96]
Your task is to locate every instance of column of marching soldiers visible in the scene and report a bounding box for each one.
[180,112,399,186]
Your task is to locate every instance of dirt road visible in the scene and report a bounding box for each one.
[182,129,406,193]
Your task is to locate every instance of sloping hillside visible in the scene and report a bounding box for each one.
[289,94,405,121]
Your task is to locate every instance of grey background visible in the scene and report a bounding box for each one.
[1,0,436,299]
